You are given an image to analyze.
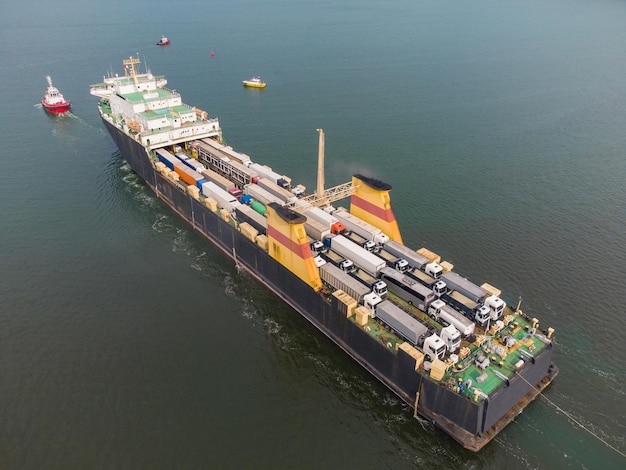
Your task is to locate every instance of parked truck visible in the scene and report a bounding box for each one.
[441,271,486,303]
[349,268,387,297]
[407,268,447,296]
[201,181,241,214]
[256,177,296,204]
[332,209,389,245]
[244,183,284,207]
[427,299,476,337]
[376,248,410,272]
[304,207,346,234]
[319,263,382,310]
[373,301,446,361]
[324,235,386,276]
[201,168,243,199]
[320,249,354,272]
[343,231,377,252]
[248,163,290,188]
[440,324,462,353]
[442,290,491,326]
[441,271,506,321]
[383,240,443,278]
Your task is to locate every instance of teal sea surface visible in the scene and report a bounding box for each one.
[1,0,625,468]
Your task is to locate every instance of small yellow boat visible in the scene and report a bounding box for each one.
[242,76,267,88]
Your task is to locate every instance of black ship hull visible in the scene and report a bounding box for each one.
[102,118,558,451]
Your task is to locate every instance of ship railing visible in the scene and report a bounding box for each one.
[161,86,181,98]
[179,103,219,123]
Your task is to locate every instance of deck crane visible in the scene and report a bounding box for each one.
[290,129,358,212]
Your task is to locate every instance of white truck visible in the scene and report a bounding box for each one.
[441,271,506,321]
[373,300,446,361]
[201,181,241,214]
[244,183,284,206]
[428,299,476,337]
[383,240,443,278]
[332,209,390,245]
[256,177,296,204]
[326,234,386,276]
[319,262,381,311]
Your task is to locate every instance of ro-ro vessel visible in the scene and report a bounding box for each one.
[90,56,558,451]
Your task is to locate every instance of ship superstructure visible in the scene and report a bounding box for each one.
[91,57,558,451]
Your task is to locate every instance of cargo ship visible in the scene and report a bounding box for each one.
[90,56,558,451]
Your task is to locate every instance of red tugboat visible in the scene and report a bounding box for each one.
[41,76,70,113]
[156,36,170,46]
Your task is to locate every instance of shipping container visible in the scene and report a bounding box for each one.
[174,162,204,188]
[201,168,235,192]
[155,148,178,170]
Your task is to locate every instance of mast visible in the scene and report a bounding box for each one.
[316,128,325,198]
[123,55,141,87]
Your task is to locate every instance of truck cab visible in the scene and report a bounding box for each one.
[371,280,388,297]
[439,324,461,353]
[395,258,409,272]
[474,305,491,326]
[363,292,383,314]
[339,259,355,273]
[424,262,443,278]
[362,240,377,252]
[432,280,447,296]
[484,295,506,321]
[310,240,325,255]
[228,187,243,200]
[422,334,446,361]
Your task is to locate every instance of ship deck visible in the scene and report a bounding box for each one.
[356,292,552,399]
[149,136,552,404]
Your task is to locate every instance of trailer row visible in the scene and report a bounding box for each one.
[158,146,505,334]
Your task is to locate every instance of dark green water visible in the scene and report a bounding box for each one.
[1,0,625,468]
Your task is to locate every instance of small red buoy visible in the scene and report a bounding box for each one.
[211,50,215,58]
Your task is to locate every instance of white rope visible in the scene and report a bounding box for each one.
[515,372,626,459]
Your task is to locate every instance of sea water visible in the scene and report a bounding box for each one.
[1,0,625,468]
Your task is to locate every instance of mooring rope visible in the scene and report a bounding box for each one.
[515,371,626,459]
